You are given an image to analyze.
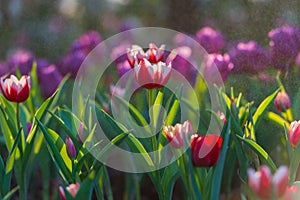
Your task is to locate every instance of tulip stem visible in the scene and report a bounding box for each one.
[16,103,20,132]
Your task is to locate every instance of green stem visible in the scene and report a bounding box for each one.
[16,103,20,132]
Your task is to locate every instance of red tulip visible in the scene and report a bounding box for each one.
[0,75,30,103]
[289,120,300,147]
[274,91,291,112]
[58,183,80,200]
[163,120,193,148]
[190,134,222,167]
[66,136,77,160]
[126,43,165,68]
[247,165,288,199]
[134,58,171,90]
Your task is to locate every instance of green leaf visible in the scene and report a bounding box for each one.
[161,162,180,199]
[5,128,22,174]
[126,134,154,167]
[165,99,180,125]
[2,186,19,200]
[236,135,277,172]
[36,118,72,183]
[264,111,289,128]
[252,89,279,127]
[210,120,231,200]
[90,132,129,162]
[289,143,300,184]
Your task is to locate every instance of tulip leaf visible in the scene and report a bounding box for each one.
[49,110,82,150]
[36,118,72,183]
[89,132,129,162]
[210,119,231,200]
[165,99,180,126]
[252,89,279,127]
[264,111,289,129]
[2,186,19,200]
[288,142,300,184]
[236,135,277,172]
[160,162,180,199]
[5,128,22,174]
[113,95,151,133]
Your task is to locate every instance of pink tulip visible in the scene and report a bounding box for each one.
[163,120,193,148]
[289,120,300,147]
[58,183,80,200]
[134,58,171,90]
[247,165,289,199]
[274,91,291,112]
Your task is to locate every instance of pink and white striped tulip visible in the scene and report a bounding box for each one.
[163,120,193,148]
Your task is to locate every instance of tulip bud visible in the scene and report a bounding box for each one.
[77,122,84,144]
[58,183,80,200]
[66,136,76,160]
[163,120,193,148]
[190,134,223,167]
[288,120,300,147]
[0,75,30,103]
[274,91,291,112]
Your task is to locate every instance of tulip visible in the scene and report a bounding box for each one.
[217,111,227,124]
[247,166,272,199]
[190,134,223,167]
[196,26,225,53]
[126,43,165,68]
[288,120,300,147]
[203,53,234,85]
[229,41,269,74]
[268,25,300,70]
[134,58,171,90]
[163,120,193,148]
[284,186,299,200]
[58,183,80,200]
[274,91,291,112]
[247,165,288,199]
[0,75,30,103]
[66,136,77,160]
[7,49,35,75]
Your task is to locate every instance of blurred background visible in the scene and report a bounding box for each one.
[1,0,300,61]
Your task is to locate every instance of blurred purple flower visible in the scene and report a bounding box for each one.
[196,27,225,53]
[0,62,9,77]
[111,42,131,65]
[57,51,86,78]
[229,41,269,74]
[70,31,101,54]
[116,60,132,77]
[203,53,234,85]
[7,49,35,75]
[37,63,62,98]
[172,46,197,85]
[268,25,300,70]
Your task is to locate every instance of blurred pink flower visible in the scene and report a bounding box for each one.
[274,91,291,112]
[58,183,80,200]
[289,120,300,147]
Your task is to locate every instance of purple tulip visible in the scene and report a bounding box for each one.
[172,46,197,85]
[268,25,300,70]
[37,63,62,98]
[7,49,35,75]
[196,27,225,53]
[57,51,86,78]
[70,31,101,54]
[203,53,234,85]
[229,41,269,74]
